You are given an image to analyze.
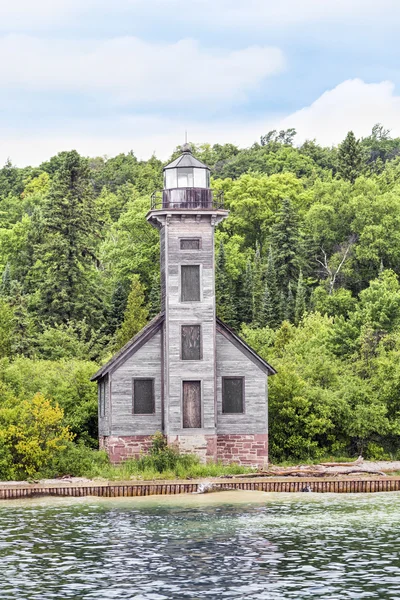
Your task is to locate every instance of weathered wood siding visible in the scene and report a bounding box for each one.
[98,374,110,437]
[163,215,217,436]
[160,226,166,312]
[110,331,162,436]
[216,331,267,435]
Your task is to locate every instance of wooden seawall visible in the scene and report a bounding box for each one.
[1,476,400,499]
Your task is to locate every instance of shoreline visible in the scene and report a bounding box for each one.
[1,474,400,499]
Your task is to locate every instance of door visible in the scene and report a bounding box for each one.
[183,381,201,428]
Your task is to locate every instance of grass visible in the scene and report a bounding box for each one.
[87,458,254,481]
[42,436,255,482]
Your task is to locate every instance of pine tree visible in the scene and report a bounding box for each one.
[285,282,295,322]
[264,246,281,328]
[148,271,161,319]
[270,198,300,290]
[294,270,307,325]
[215,241,236,327]
[8,281,35,356]
[115,275,149,349]
[239,259,254,324]
[261,282,275,328]
[0,263,11,297]
[30,150,104,328]
[252,243,264,326]
[106,282,129,336]
[337,131,364,183]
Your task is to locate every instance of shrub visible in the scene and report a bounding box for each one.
[0,388,73,479]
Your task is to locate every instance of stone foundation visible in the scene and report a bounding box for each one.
[167,434,217,463]
[217,434,268,467]
[101,433,268,467]
[100,435,153,463]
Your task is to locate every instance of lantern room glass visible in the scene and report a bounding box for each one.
[164,167,210,190]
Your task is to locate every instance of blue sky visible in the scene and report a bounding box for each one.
[1,0,400,165]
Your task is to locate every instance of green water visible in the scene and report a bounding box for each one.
[0,491,399,599]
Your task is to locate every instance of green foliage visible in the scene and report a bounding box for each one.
[0,388,72,479]
[337,131,364,183]
[0,358,98,446]
[2,133,400,471]
[115,274,149,349]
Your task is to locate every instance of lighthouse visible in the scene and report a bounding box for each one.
[92,144,275,465]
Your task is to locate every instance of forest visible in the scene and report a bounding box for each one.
[1,124,400,479]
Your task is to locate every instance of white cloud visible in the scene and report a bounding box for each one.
[2,79,400,166]
[278,79,400,145]
[0,35,284,104]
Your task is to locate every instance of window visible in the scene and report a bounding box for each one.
[177,167,194,188]
[222,377,244,414]
[180,238,201,250]
[133,378,155,415]
[181,325,201,360]
[99,380,106,417]
[183,381,201,428]
[181,265,200,302]
[193,168,208,188]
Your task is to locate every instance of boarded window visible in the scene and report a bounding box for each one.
[222,377,244,414]
[133,378,155,414]
[181,325,201,360]
[181,265,200,301]
[183,381,201,428]
[99,380,106,417]
[180,238,200,250]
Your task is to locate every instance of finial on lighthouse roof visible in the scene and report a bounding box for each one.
[181,142,192,154]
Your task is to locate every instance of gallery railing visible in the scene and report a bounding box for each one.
[151,188,224,210]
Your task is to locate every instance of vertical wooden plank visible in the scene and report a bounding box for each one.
[182,381,201,428]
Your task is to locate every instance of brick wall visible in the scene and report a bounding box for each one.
[217,434,268,467]
[100,435,153,463]
[100,433,267,467]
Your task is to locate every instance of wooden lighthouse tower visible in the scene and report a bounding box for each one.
[92,144,275,465]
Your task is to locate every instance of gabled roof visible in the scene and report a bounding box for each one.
[90,313,165,381]
[91,313,276,382]
[216,318,277,376]
[164,152,210,171]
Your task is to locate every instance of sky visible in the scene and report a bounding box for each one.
[1,0,400,165]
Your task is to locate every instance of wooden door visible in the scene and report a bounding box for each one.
[183,381,201,428]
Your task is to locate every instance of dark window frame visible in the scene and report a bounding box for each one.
[222,376,245,414]
[132,377,155,416]
[182,379,202,429]
[180,264,201,302]
[180,324,202,361]
[180,238,202,250]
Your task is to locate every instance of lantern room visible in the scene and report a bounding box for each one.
[151,143,223,211]
[164,143,211,190]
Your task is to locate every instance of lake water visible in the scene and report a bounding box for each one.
[0,491,400,599]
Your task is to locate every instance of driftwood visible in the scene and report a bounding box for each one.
[221,458,386,478]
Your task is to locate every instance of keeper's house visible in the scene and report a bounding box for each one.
[91,145,276,467]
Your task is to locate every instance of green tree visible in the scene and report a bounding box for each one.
[148,271,161,319]
[29,150,104,329]
[215,241,236,327]
[270,198,301,289]
[294,270,307,325]
[337,131,364,183]
[115,275,149,349]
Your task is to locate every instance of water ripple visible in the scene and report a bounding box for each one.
[0,492,399,599]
